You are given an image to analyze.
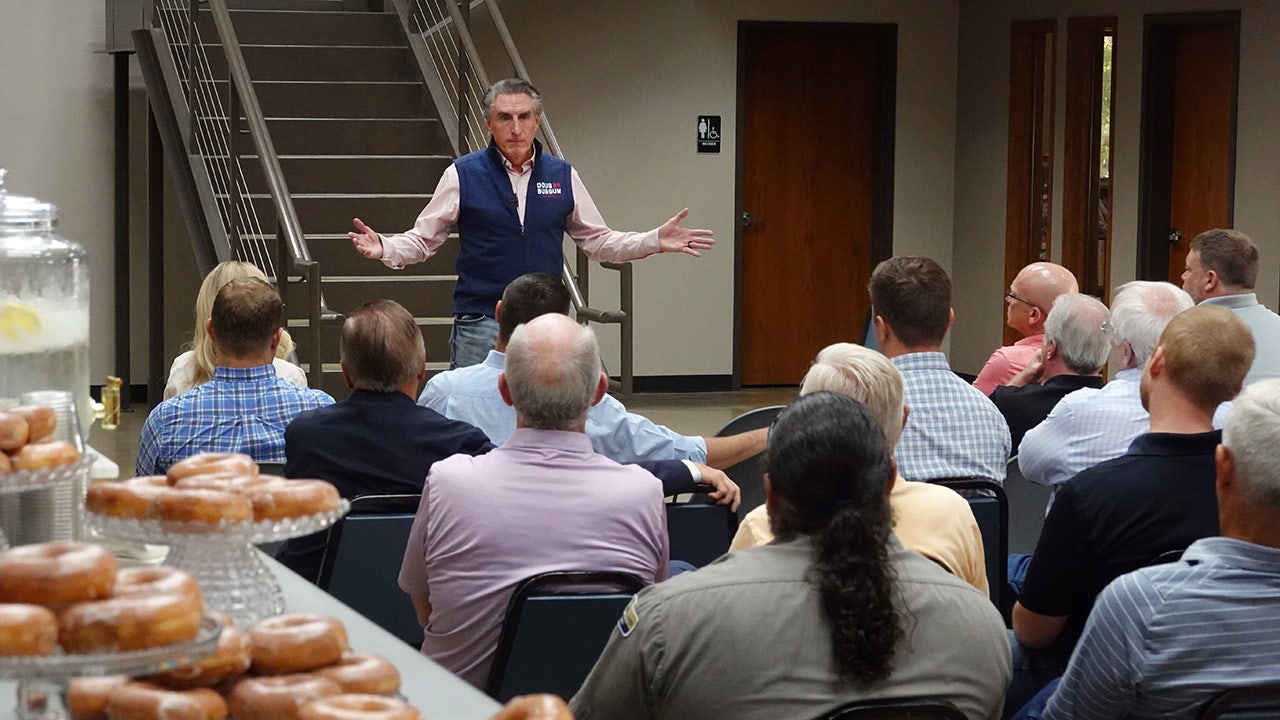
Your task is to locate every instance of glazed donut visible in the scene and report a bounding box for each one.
[11,439,80,470]
[145,488,253,526]
[244,479,341,521]
[153,612,251,689]
[249,613,348,674]
[228,674,342,720]
[67,676,128,720]
[114,567,203,606]
[0,603,57,656]
[166,453,257,486]
[0,541,117,607]
[298,694,422,720]
[85,476,169,519]
[59,592,202,653]
[9,405,57,442]
[104,682,226,720]
[315,652,400,696]
[0,409,29,451]
[173,473,271,494]
[489,695,574,720]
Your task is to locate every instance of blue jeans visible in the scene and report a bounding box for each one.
[449,314,499,369]
[1011,677,1060,720]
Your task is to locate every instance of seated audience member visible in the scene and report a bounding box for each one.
[570,392,1010,720]
[1182,228,1280,385]
[136,278,334,475]
[973,262,1078,395]
[399,314,670,688]
[869,256,1011,483]
[165,260,306,399]
[990,294,1109,451]
[729,342,988,594]
[276,300,494,580]
[1008,305,1255,709]
[421,272,766,468]
[1018,281,1193,490]
[1021,378,1280,719]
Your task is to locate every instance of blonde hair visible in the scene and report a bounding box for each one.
[799,343,906,449]
[187,261,295,387]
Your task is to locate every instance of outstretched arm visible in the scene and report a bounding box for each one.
[656,208,715,257]
[703,427,768,469]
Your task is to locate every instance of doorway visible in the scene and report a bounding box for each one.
[735,22,896,387]
[1138,11,1239,283]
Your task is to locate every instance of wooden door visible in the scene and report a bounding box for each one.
[738,22,894,386]
[1138,13,1238,282]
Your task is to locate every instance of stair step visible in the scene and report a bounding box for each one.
[252,194,431,235]
[217,80,432,119]
[239,155,451,195]
[207,9,402,46]
[304,233,459,276]
[289,316,451,363]
[266,118,449,155]
[319,275,457,316]
[224,0,352,11]
[207,44,420,82]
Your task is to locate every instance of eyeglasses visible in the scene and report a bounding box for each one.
[1004,290,1043,312]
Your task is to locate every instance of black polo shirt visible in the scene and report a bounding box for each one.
[1018,430,1222,650]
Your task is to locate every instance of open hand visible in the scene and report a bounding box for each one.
[349,217,384,259]
[657,208,715,256]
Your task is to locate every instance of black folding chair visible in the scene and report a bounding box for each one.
[817,696,966,719]
[485,570,644,703]
[1199,684,1280,719]
[713,405,784,515]
[316,493,423,648]
[933,478,1009,621]
[665,483,738,568]
[1148,547,1186,566]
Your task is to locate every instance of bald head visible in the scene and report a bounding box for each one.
[500,314,606,431]
[1008,262,1079,337]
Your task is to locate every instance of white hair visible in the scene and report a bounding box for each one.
[1222,378,1280,511]
[1108,281,1194,365]
[1044,294,1111,375]
[799,343,905,449]
[504,320,600,430]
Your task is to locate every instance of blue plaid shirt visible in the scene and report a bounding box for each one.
[136,364,334,476]
[892,352,1010,483]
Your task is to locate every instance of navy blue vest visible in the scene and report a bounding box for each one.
[453,139,575,315]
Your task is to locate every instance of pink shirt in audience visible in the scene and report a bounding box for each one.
[973,334,1043,396]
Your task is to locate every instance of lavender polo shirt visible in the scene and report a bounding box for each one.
[398,428,670,688]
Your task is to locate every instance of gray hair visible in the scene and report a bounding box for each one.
[1223,378,1280,511]
[1108,281,1193,366]
[339,299,425,393]
[800,343,906,450]
[1044,294,1111,375]
[483,78,543,119]
[504,318,600,430]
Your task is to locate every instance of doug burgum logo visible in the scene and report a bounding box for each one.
[535,181,562,196]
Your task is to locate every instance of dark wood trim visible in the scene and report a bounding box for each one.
[1137,10,1240,281]
[1062,16,1115,299]
[113,52,133,409]
[732,20,897,389]
[1004,20,1056,345]
[148,107,166,409]
[628,375,736,394]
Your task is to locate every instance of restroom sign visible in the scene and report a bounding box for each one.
[697,115,721,153]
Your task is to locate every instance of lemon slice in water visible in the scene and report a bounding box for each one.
[0,302,42,340]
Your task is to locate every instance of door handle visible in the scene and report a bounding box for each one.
[741,211,758,228]
[1168,229,1182,245]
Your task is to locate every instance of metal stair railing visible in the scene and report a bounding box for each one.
[389,0,635,393]
[150,0,328,388]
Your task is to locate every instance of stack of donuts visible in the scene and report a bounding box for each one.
[0,542,203,658]
[67,612,420,720]
[0,404,80,473]
[85,453,342,527]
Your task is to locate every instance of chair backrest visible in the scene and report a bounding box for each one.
[665,493,738,568]
[713,405,785,515]
[1148,547,1186,566]
[485,570,644,703]
[1004,455,1052,555]
[317,493,423,648]
[818,697,967,720]
[1199,685,1280,720]
[932,479,1009,619]
[257,462,286,476]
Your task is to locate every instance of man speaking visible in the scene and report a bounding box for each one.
[350,78,713,368]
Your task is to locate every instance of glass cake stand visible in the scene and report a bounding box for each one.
[0,455,94,549]
[0,614,221,720]
[85,501,349,627]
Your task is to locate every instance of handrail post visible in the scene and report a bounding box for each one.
[456,0,471,153]
[185,0,197,147]
[227,80,240,257]
[306,262,323,390]
[620,264,634,395]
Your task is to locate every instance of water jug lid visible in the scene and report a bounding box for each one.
[0,168,58,231]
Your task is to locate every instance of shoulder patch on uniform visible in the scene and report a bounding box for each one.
[617,597,640,637]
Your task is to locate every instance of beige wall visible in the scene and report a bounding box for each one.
[953,0,1280,374]
[494,0,960,376]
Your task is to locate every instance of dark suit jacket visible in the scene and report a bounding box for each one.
[991,374,1105,454]
[276,389,695,581]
